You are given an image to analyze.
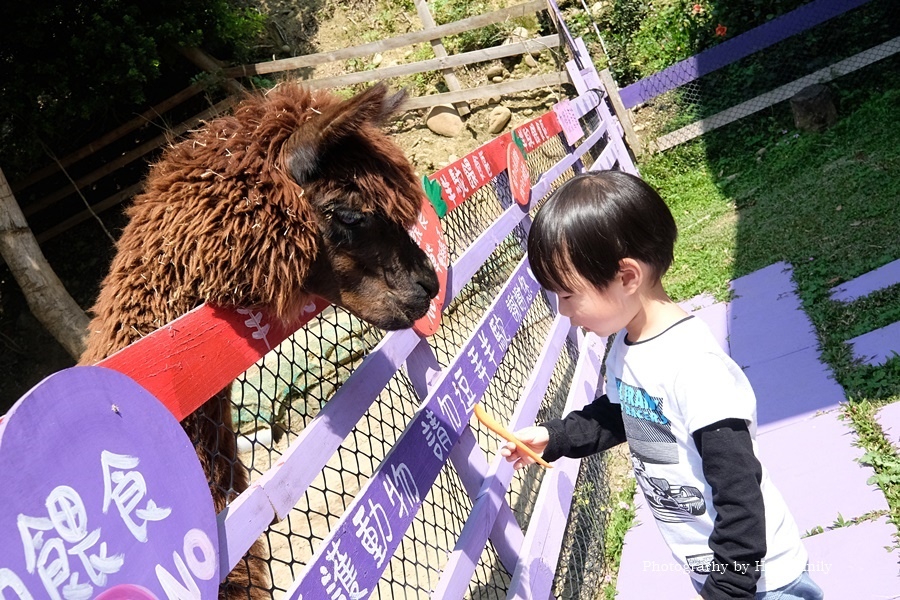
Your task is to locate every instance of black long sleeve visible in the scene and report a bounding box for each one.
[540,394,627,462]
[693,419,767,600]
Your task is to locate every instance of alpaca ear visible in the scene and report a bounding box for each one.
[284,82,401,184]
[379,88,408,120]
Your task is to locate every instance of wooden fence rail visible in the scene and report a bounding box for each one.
[10,84,205,194]
[13,0,567,244]
[302,34,561,91]
[414,0,471,115]
[22,97,237,218]
[222,0,547,78]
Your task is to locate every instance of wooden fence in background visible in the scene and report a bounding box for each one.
[12,0,578,244]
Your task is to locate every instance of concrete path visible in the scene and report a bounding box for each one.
[616,262,899,598]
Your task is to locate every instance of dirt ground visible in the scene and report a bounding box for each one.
[254,0,572,173]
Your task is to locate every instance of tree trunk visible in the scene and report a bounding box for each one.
[0,166,89,359]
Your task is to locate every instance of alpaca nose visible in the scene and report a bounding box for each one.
[418,264,440,300]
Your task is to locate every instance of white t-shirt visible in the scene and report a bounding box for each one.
[605,316,808,591]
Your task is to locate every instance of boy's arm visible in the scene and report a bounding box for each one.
[693,418,766,600]
[540,394,627,462]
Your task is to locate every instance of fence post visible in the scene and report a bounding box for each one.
[413,0,471,116]
[567,38,639,175]
[598,68,645,157]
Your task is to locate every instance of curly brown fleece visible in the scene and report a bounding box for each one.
[80,83,435,599]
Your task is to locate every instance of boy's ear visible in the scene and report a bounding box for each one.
[618,258,643,293]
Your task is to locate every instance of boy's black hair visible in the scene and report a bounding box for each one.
[527,170,677,293]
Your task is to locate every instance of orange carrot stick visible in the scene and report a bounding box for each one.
[473,403,552,469]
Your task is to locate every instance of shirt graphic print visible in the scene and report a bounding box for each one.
[617,378,707,523]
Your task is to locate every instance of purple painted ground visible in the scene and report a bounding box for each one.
[730,263,845,430]
[831,259,900,303]
[849,321,900,367]
[831,259,900,366]
[616,262,899,599]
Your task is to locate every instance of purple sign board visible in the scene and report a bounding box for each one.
[0,366,219,599]
[286,258,540,599]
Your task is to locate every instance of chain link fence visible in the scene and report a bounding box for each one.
[220,101,623,598]
[606,0,900,150]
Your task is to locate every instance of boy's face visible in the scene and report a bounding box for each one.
[556,270,636,338]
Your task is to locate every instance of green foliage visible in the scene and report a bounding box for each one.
[845,400,900,527]
[589,0,810,84]
[710,0,812,29]
[583,0,900,132]
[211,5,268,61]
[862,451,900,487]
[0,0,266,178]
[808,524,826,536]
[803,525,824,537]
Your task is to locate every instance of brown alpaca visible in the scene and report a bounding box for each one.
[80,83,439,598]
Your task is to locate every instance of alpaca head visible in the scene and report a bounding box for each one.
[279,83,439,330]
[92,83,439,341]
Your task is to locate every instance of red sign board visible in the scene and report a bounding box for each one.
[409,199,449,336]
[429,135,508,213]
[426,110,563,214]
[513,112,562,153]
[507,141,531,207]
[98,299,330,422]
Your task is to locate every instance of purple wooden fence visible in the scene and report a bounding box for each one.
[227,17,638,594]
[617,0,874,109]
[0,8,640,598]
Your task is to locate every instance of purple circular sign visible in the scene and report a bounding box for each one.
[0,366,219,598]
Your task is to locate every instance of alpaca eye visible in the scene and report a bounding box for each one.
[333,209,364,226]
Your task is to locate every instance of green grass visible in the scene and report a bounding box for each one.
[845,400,900,537]
[600,476,637,600]
[641,143,738,301]
[658,87,900,399]
[707,85,900,401]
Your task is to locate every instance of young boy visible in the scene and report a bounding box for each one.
[502,171,823,599]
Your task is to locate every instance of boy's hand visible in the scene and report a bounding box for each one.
[499,426,550,470]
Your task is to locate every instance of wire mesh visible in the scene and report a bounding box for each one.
[222,95,620,598]
[603,0,900,148]
[580,104,612,169]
